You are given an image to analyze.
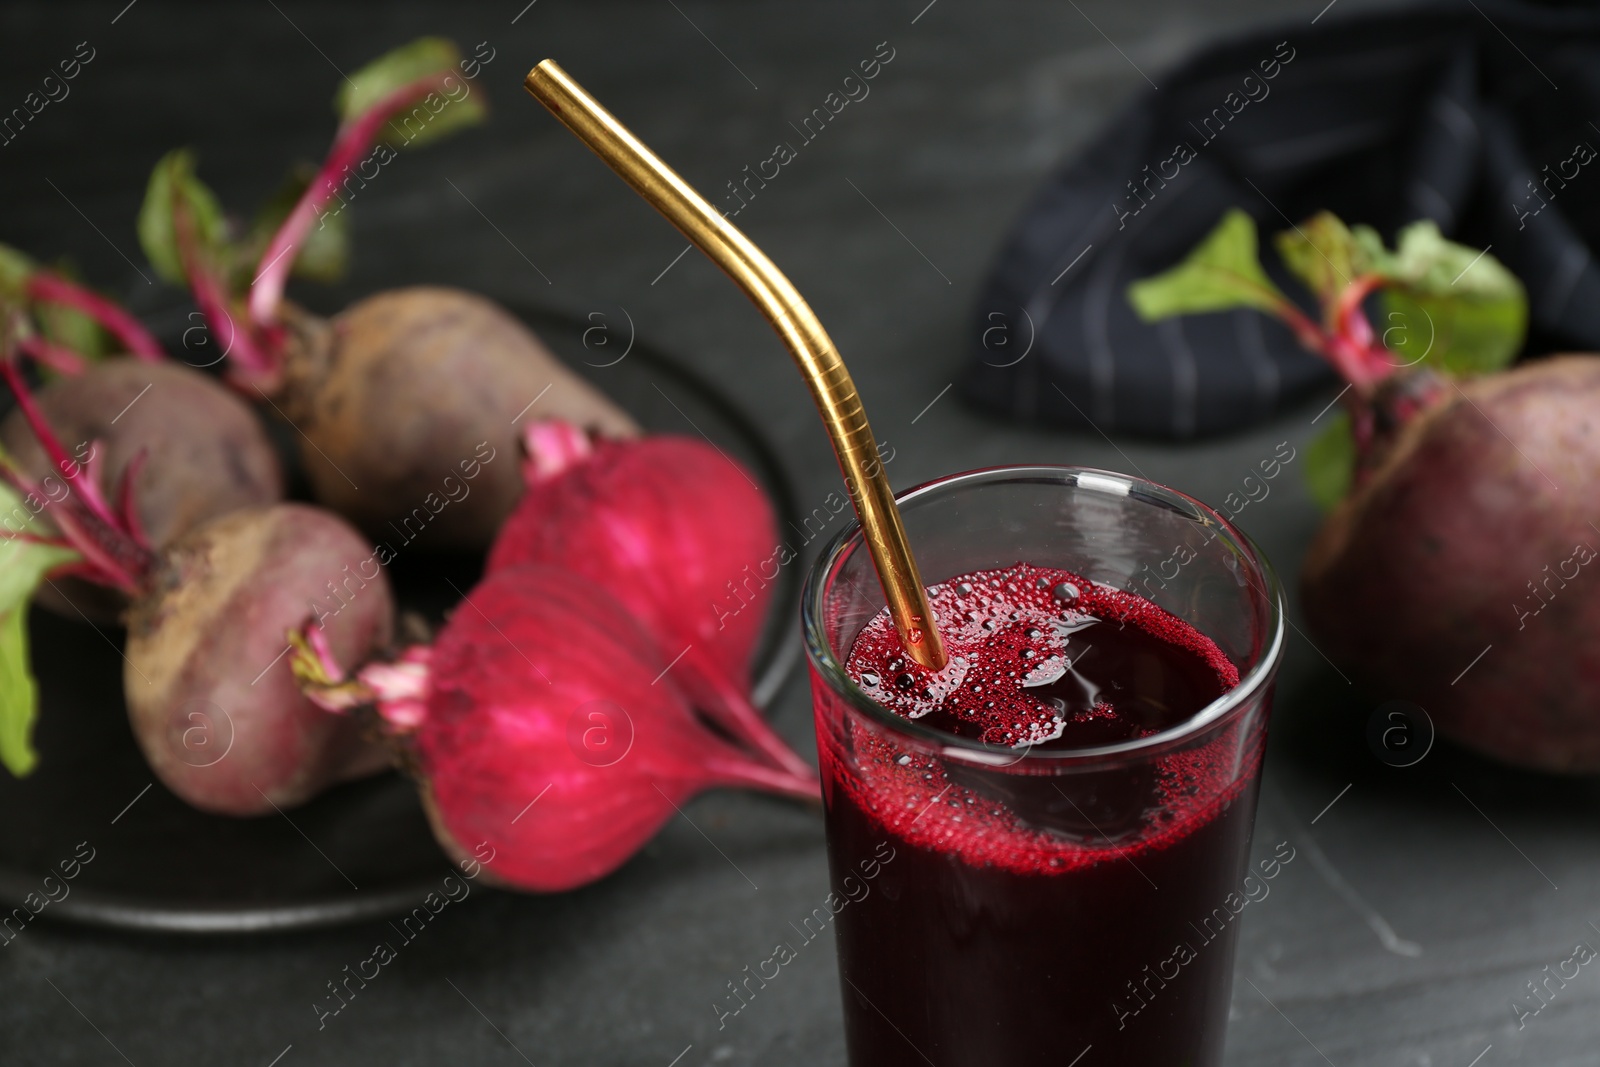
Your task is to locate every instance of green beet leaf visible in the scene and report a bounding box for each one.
[138,149,229,287]
[35,308,109,364]
[1383,220,1522,300]
[336,38,487,150]
[1273,211,1368,308]
[1351,223,1397,277]
[1373,221,1525,375]
[0,243,37,302]
[0,248,107,367]
[1304,409,1355,512]
[0,481,79,777]
[0,245,35,359]
[1377,287,1526,376]
[1127,209,1291,321]
[35,261,110,363]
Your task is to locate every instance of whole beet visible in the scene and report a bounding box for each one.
[347,565,816,892]
[125,503,393,814]
[1,360,283,619]
[485,422,809,779]
[1302,356,1600,772]
[146,48,641,550]
[278,287,637,548]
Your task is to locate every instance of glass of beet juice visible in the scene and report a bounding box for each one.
[803,466,1284,1067]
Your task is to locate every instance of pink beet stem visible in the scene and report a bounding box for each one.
[680,643,816,780]
[700,756,821,803]
[0,361,152,592]
[1323,332,1385,391]
[355,655,431,730]
[1330,273,1400,387]
[16,335,88,377]
[170,191,276,385]
[46,558,115,583]
[1256,274,1399,393]
[1332,273,1384,337]
[0,459,143,594]
[249,71,459,329]
[0,360,117,528]
[1208,271,1326,356]
[302,623,348,682]
[25,273,165,363]
[521,419,595,484]
[286,623,393,716]
[2,530,69,548]
[1273,289,1385,390]
[113,450,153,550]
[1269,294,1324,353]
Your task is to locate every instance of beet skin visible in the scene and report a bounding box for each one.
[409,566,816,891]
[1302,356,1600,772]
[124,504,393,814]
[280,287,637,549]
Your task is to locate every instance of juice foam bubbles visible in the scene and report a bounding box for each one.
[836,562,1253,875]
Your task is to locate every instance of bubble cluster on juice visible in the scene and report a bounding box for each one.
[835,562,1256,874]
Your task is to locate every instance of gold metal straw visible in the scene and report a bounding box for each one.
[524,59,947,671]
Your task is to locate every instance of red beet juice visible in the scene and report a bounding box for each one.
[820,562,1266,1066]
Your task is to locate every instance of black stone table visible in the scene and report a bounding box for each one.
[2,1,1595,1064]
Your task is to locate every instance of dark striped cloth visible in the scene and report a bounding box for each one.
[963,0,1600,439]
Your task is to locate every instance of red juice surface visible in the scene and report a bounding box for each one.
[821,563,1265,1067]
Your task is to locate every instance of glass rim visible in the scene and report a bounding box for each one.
[801,464,1286,765]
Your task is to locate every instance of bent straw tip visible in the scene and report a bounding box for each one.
[523,59,563,90]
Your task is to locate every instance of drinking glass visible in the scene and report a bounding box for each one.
[803,466,1285,1067]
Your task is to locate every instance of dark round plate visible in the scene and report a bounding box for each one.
[0,304,802,934]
